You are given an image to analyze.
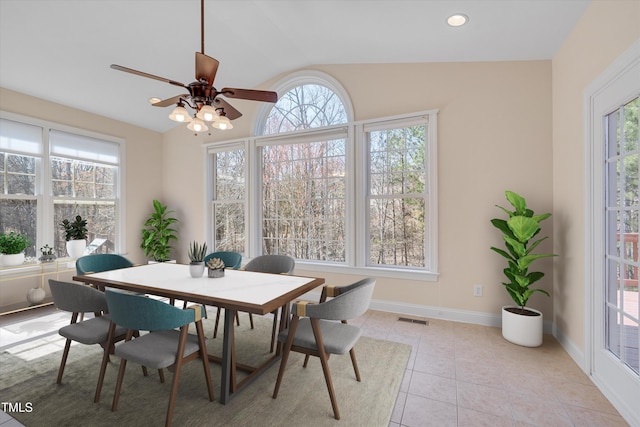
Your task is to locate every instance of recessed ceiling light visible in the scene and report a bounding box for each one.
[447,13,469,27]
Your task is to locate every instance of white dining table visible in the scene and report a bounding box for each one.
[73,262,324,403]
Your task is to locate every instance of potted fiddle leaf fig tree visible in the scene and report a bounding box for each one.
[60,215,88,258]
[141,199,179,262]
[490,190,557,347]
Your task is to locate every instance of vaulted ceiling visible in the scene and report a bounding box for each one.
[0,0,590,132]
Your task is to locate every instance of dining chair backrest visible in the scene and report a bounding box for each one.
[49,279,109,313]
[204,251,242,269]
[244,254,295,274]
[105,290,198,332]
[76,254,134,275]
[296,277,375,321]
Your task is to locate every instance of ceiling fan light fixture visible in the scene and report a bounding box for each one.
[196,104,218,122]
[212,114,233,130]
[447,13,469,27]
[187,117,208,132]
[169,104,192,123]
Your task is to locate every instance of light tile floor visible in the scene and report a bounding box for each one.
[0,306,632,427]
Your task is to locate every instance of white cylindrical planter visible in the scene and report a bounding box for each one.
[189,262,205,278]
[501,305,543,347]
[1,252,25,267]
[66,239,87,258]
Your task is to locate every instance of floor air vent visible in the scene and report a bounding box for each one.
[398,317,429,325]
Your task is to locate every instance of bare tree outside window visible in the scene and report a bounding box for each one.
[213,149,246,253]
[368,124,427,267]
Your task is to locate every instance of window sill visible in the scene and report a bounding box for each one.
[293,261,439,282]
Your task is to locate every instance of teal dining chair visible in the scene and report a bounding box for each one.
[103,290,214,427]
[204,251,243,338]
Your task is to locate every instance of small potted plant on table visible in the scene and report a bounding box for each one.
[206,257,225,278]
[188,241,207,278]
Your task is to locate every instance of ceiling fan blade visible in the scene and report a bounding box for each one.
[150,94,190,107]
[195,52,219,86]
[110,64,186,88]
[220,88,278,103]
[213,98,243,120]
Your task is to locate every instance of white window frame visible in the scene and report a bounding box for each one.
[0,111,126,264]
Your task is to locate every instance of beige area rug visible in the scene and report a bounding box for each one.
[0,313,410,427]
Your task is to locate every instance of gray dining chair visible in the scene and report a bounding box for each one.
[243,254,295,352]
[272,277,375,420]
[48,279,129,397]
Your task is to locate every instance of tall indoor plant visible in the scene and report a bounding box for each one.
[141,199,179,262]
[490,190,557,347]
[60,215,88,258]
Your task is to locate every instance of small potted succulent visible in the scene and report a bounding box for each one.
[0,231,32,267]
[188,241,207,278]
[60,215,88,258]
[206,257,225,278]
[39,244,57,263]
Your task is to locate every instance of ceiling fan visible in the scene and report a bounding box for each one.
[110,0,277,133]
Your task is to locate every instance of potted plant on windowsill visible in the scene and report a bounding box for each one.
[188,241,207,278]
[0,231,32,267]
[141,199,179,263]
[60,215,88,259]
[490,190,557,347]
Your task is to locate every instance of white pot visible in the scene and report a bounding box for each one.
[189,262,205,278]
[501,305,543,347]
[27,287,46,305]
[1,252,25,267]
[66,239,87,258]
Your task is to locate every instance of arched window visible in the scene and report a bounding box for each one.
[255,70,353,136]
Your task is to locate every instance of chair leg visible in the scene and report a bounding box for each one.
[165,326,189,427]
[273,316,299,399]
[111,358,128,411]
[195,320,215,402]
[158,369,165,383]
[270,310,278,353]
[213,308,221,338]
[311,318,340,420]
[56,338,72,384]
[95,322,118,402]
[303,355,310,367]
[249,313,254,329]
[349,348,361,382]
[235,312,240,326]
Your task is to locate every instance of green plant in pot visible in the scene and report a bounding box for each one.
[0,232,32,266]
[141,199,179,262]
[188,240,207,278]
[60,215,88,258]
[490,190,557,347]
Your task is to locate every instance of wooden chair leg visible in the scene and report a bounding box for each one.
[111,358,128,411]
[349,348,361,382]
[273,316,299,398]
[165,326,189,427]
[311,318,340,420]
[249,313,254,329]
[303,354,310,367]
[213,308,221,338]
[95,322,118,402]
[195,320,215,402]
[56,338,72,384]
[235,312,240,326]
[158,369,165,383]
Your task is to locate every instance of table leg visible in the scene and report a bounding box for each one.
[219,307,236,404]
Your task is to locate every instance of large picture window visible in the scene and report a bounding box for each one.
[0,114,124,259]
[208,72,437,278]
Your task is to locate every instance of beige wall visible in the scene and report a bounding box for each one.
[0,87,164,264]
[552,1,640,350]
[163,60,555,320]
